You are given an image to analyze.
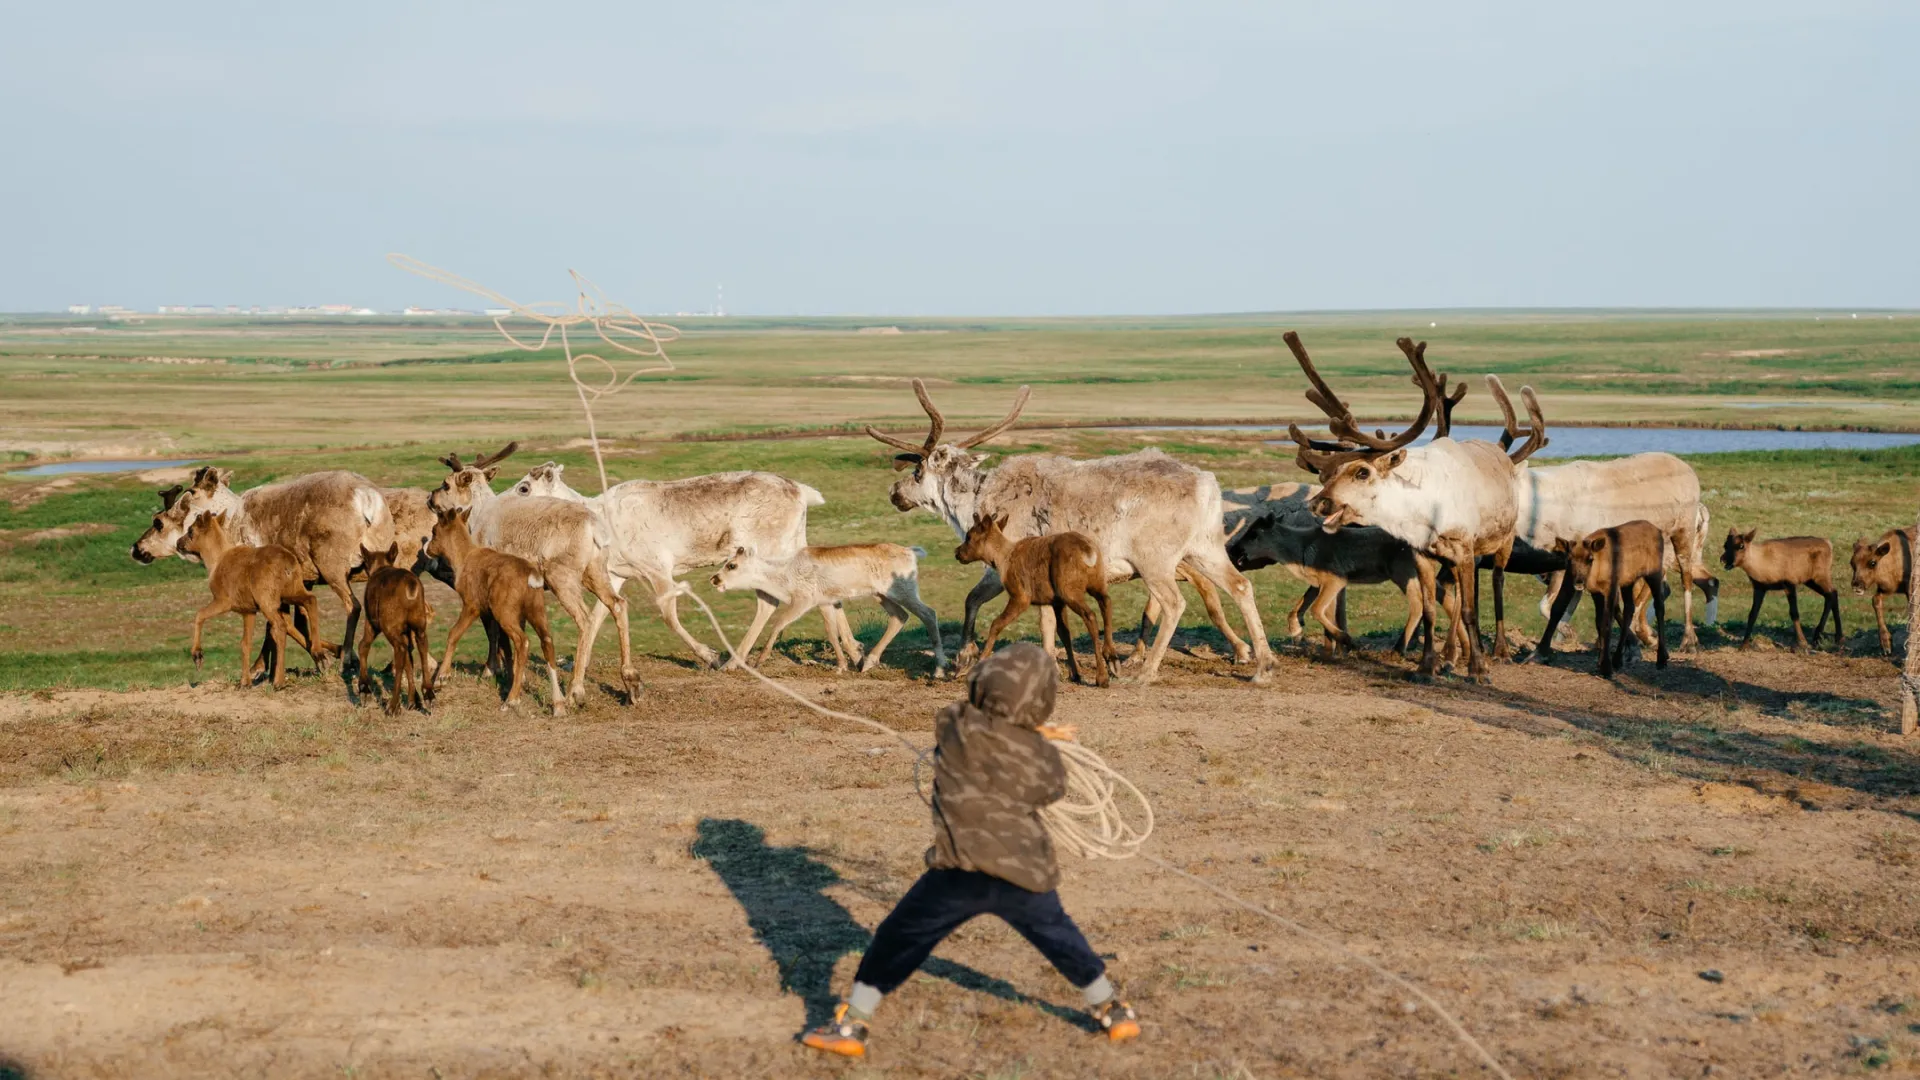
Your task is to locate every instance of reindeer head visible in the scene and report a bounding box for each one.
[507,461,572,499]
[1721,527,1758,571]
[427,442,517,512]
[425,506,474,562]
[178,510,233,563]
[1285,334,1443,533]
[131,467,236,563]
[1849,533,1902,594]
[866,381,1029,523]
[953,512,1011,566]
[710,544,763,592]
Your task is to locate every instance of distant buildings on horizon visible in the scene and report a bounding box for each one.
[57,304,718,318]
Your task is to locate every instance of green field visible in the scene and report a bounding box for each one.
[1,312,1916,692]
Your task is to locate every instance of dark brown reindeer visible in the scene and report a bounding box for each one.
[953,512,1116,687]
[1559,521,1669,678]
[1851,525,1916,655]
[1722,528,1841,652]
[355,544,436,715]
[178,512,324,690]
[426,507,565,714]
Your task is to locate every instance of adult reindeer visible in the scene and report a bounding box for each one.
[504,459,823,671]
[866,381,1272,684]
[132,467,395,676]
[1287,333,1546,680]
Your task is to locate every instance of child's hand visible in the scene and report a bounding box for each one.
[1037,723,1078,742]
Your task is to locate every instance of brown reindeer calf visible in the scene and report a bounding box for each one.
[179,512,323,689]
[954,513,1115,687]
[1722,528,1841,652]
[1560,521,1669,678]
[1851,526,1915,655]
[355,544,436,714]
[426,508,565,715]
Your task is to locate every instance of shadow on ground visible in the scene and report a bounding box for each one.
[691,818,1095,1032]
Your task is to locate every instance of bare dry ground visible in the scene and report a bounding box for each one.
[4,639,1917,1079]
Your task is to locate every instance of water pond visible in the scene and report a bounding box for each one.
[8,459,197,477]
[1122,425,1918,458]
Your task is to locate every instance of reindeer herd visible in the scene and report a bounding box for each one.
[126,334,1915,714]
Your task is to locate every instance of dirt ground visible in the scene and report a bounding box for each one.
[3,637,1918,1079]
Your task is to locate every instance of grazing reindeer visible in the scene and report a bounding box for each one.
[133,467,394,676]
[1559,521,1669,678]
[1851,526,1916,655]
[1722,528,1842,652]
[178,512,323,689]
[867,381,1270,684]
[425,508,565,715]
[710,543,945,676]
[1288,333,1547,680]
[505,460,824,672]
[428,444,638,706]
[355,544,435,714]
[953,512,1116,687]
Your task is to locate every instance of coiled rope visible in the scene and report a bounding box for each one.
[674,585,1512,1078]
[387,254,680,495]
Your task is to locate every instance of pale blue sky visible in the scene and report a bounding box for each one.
[2,2,1913,314]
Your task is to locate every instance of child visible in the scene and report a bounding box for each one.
[803,642,1140,1058]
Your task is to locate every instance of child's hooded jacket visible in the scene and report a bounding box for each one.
[925,643,1067,893]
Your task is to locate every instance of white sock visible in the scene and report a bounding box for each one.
[847,982,883,1021]
[1083,974,1115,1008]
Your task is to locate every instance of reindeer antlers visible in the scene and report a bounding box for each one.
[1485,376,1549,463]
[1285,332,1440,476]
[439,442,518,473]
[865,381,1030,459]
[157,484,185,511]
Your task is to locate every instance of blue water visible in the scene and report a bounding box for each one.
[8,458,196,476]
[1121,424,1917,458]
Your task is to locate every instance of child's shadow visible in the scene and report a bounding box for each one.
[692,818,1095,1031]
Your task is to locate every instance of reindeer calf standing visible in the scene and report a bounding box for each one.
[1722,528,1841,652]
[356,543,436,714]
[179,512,323,689]
[955,513,1115,687]
[711,543,945,676]
[426,507,565,715]
[1850,526,1915,655]
[1560,521,1669,678]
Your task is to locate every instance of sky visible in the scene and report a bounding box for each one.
[1,1,1915,315]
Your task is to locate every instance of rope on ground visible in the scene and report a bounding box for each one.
[388,255,680,495]
[671,583,1512,1078]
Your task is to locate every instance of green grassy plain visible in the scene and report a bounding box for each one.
[1,312,1916,692]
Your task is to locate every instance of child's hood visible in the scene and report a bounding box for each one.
[966,643,1056,730]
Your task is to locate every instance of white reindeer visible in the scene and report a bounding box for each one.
[866,381,1272,685]
[710,543,945,675]
[1287,333,1546,681]
[505,461,824,669]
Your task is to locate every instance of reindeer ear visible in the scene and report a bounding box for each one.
[1382,449,1407,470]
[892,453,920,472]
[1743,528,1758,542]
[158,484,184,510]
[1876,541,1893,557]
[483,466,499,481]
[1586,535,1608,553]
[384,542,399,561]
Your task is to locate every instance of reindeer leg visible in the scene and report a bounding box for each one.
[977,595,1032,665]
[523,604,563,718]
[356,618,377,698]
[1785,584,1808,652]
[863,597,911,674]
[958,568,1005,668]
[1535,566,1581,662]
[1288,587,1313,642]
[1671,526,1700,651]
[1185,566,1251,663]
[1398,575,1424,657]
[501,621,530,711]
[432,604,482,698]
[1651,573,1669,668]
[894,583,945,678]
[1184,549,1273,684]
[577,565,635,703]
[1740,585,1767,649]
[1875,594,1891,655]
[755,603,810,668]
[831,603,867,667]
[820,607,853,673]
[1491,549,1512,661]
[544,576,596,708]
[1412,553,1442,677]
[268,608,291,689]
[1455,553,1488,681]
[650,572,721,670]
[1131,577,1184,685]
[238,611,257,688]
[1309,584,1343,655]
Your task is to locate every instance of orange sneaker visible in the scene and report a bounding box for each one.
[1092,998,1140,1042]
[801,1003,869,1058]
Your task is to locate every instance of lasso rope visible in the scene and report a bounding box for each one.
[387,254,680,494]
[673,585,1512,1078]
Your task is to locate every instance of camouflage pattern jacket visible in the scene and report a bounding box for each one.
[925,643,1067,894]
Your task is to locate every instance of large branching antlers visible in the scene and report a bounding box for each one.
[866,380,1032,465]
[1285,332,1443,476]
[1486,376,1549,463]
[438,441,520,473]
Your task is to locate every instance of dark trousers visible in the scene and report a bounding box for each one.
[852,868,1105,995]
